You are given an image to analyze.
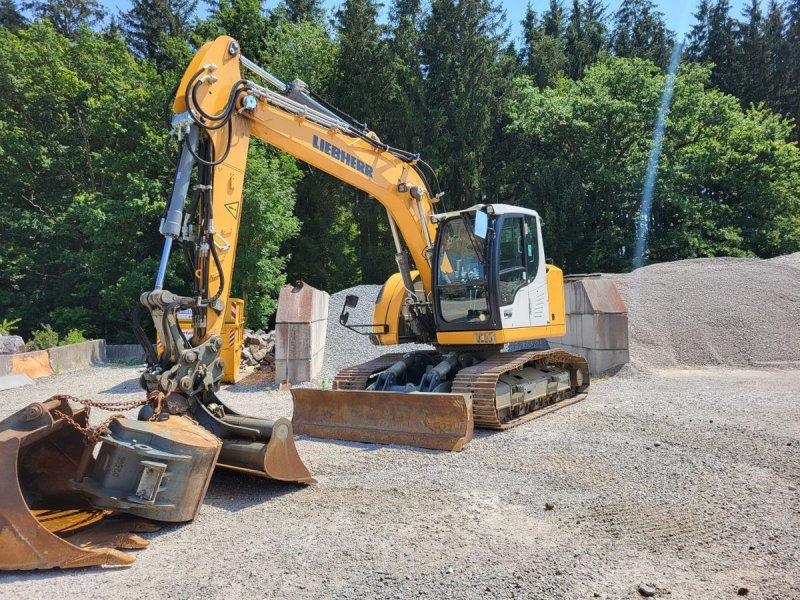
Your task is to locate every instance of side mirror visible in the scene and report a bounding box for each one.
[339,294,359,326]
[474,210,488,239]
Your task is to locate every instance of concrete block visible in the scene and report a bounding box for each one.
[549,276,629,374]
[275,281,329,383]
[276,281,330,324]
[578,313,630,350]
[47,340,106,374]
[275,358,312,383]
[557,344,630,375]
[564,277,627,314]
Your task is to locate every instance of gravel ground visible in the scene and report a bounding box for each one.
[1,364,798,599]
[1,254,799,598]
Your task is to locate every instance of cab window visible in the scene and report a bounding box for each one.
[498,217,526,306]
[524,215,540,282]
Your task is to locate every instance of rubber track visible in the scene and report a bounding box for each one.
[333,349,590,431]
[451,349,590,430]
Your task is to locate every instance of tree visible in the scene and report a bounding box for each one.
[611,0,672,68]
[0,0,25,31]
[564,0,607,79]
[120,0,196,71]
[520,3,566,88]
[542,0,565,37]
[328,0,395,284]
[737,0,770,108]
[421,0,509,207]
[21,0,104,39]
[687,0,738,94]
[0,23,172,339]
[281,0,323,22]
[501,58,800,272]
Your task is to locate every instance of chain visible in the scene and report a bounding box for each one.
[51,393,165,445]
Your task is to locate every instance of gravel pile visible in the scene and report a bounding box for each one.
[317,285,431,384]
[611,252,800,370]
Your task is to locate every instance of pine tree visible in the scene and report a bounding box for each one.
[542,0,565,37]
[384,0,425,150]
[121,0,196,70]
[737,0,770,107]
[421,0,509,207]
[565,0,607,79]
[331,0,396,283]
[687,0,711,59]
[520,3,566,87]
[0,0,25,31]
[611,0,672,68]
[688,0,739,94]
[784,0,800,134]
[22,0,104,38]
[282,0,323,22]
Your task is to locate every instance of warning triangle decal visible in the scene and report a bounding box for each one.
[225,202,240,219]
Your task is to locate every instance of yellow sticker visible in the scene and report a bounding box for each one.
[225,202,240,219]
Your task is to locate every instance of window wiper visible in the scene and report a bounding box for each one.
[460,213,486,265]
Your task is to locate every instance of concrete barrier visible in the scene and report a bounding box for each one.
[12,350,54,378]
[106,344,147,364]
[275,282,329,384]
[548,276,629,375]
[48,339,106,374]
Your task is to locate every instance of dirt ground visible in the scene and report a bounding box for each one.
[1,364,798,599]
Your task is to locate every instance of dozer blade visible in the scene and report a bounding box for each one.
[291,389,473,452]
[0,398,159,570]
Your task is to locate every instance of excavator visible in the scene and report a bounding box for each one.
[0,36,588,570]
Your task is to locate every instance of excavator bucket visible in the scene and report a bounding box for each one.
[291,389,473,452]
[213,416,316,483]
[0,398,160,570]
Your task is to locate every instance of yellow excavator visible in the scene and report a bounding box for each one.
[0,36,588,570]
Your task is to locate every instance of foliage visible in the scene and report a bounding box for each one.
[1,0,799,340]
[60,328,88,345]
[0,23,175,341]
[502,58,800,272]
[0,0,25,31]
[0,317,21,335]
[21,0,104,39]
[25,324,59,350]
[120,0,196,71]
[611,0,672,68]
[232,141,301,328]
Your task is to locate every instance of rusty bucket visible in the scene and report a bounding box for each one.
[0,397,159,570]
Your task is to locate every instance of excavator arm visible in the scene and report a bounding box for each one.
[149,36,439,356]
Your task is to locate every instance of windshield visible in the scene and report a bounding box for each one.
[436,217,490,324]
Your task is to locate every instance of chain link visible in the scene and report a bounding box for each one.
[52,393,165,445]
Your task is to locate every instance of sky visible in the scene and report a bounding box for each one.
[100,0,753,43]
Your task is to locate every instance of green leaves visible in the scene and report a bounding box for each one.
[503,57,800,272]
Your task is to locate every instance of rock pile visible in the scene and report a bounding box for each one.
[240,329,276,371]
[0,335,24,355]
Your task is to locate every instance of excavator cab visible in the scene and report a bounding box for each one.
[431,205,552,335]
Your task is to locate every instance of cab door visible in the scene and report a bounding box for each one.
[496,214,549,329]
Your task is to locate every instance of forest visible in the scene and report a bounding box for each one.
[0,0,798,340]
